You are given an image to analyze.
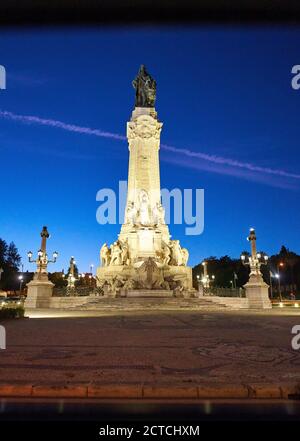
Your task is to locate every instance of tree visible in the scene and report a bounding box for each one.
[0,239,8,267]
[0,239,21,291]
[6,242,21,271]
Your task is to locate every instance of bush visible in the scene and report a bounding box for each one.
[0,306,25,319]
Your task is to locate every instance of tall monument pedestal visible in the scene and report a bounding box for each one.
[97,66,194,298]
[25,275,54,309]
[244,274,272,309]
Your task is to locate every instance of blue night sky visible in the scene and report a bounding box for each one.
[0,26,300,273]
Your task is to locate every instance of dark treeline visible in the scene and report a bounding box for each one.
[0,238,22,290]
[193,246,300,297]
[1,236,300,297]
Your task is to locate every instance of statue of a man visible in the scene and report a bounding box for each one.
[132,65,156,108]
[153,202,165,225]
[110,241,122,265]
[120,240,130,266]
[162,244,171,266]
[180,248,189,266]
[170,240,183,266]
[125,201,137,226]
[100,243,111,266]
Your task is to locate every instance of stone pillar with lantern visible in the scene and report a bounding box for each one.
[196,274,203,296]
[199,261,215,293]
[25,226,58,308]
[201,261,209,288]
[241,228,271,309]
[67,256,77,294]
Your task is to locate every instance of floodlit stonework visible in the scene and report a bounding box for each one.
[97,66,194,298]
[25,278,54,308]
[241,228,272,309]
[25,226,57,309]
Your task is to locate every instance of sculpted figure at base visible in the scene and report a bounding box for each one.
[181,248,189,266]
[110,241,123,266]
[170,240,183,266]
[169,240,189,266]
[101,240,131,267]
[108,276,123,297]
[161,242,171,266]
[120,240,131,266]
[95,277,109,296]
[125,201,137,226]
[173,281,184,297]
[137,190,152,226]
[100,243,111,267]
[135,258,166,289]
[152,202,165,226]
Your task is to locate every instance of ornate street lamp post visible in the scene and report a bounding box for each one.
[27,226,58,280]
[241,228,269,277]
[18,275,24,295]
[240,228,271,309]
[276,262,284,301]
[25,226,58,309]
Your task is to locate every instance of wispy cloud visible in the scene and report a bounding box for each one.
[0,109,299,188]
[161,144,300,181]
[0,110,126,141]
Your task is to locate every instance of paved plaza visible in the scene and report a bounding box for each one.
[0,305,300,396]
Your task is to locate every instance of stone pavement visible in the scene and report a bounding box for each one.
[0,307,300,399]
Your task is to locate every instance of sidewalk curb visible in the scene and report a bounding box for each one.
[0,383,299,399]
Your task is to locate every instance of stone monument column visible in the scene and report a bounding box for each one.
[97,65,194,297]
[119,65,170,259]
[126,107,162,216]
[242,228,271,309]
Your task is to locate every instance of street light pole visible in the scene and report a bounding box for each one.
[241,228,269,279]
[277,262,284,301]
[233,273,237,289]
[201,261,211,288]
[25,226,58,308]
[18,275,23,295]
[269,271,273,299]
[0,268,3,282]
[240,228,271,309]
[275,274,282,301]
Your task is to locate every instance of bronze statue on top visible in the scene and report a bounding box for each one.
[132,65,156,108]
